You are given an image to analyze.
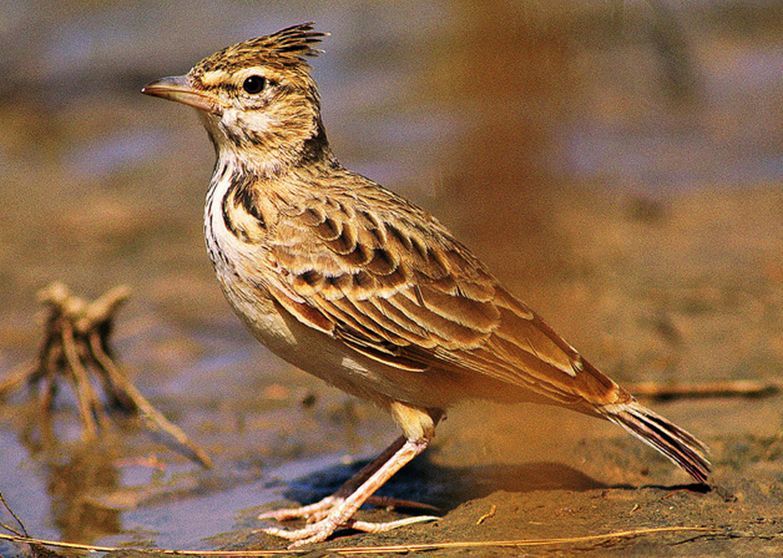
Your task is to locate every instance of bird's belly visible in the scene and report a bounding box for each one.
[216,273,457,409]
[218,275,383,397]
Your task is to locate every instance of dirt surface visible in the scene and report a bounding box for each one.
[1,3,782,557]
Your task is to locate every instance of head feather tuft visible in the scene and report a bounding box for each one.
[265,22,328,58]
[192,22,328,76]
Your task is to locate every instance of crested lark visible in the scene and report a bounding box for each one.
[143,23,710,546]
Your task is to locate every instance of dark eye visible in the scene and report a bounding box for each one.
[242,75,266,94]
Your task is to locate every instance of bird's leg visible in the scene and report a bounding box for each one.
[261,435,436,547]
[258,436,407,522]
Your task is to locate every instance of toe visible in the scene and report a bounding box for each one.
[288,530,333,548]
[260,525,313,540]
[351,515,439,533]
[261,520,339,547]
[257,497,337,521]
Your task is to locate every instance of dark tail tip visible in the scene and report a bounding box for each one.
[601,401,711,484]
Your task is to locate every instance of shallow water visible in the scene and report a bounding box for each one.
[0,2,781,553]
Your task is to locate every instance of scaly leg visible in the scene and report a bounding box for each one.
[259,436,408,522]
[261,436,437,547]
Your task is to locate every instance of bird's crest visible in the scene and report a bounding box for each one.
[192,23,327,76]
[262,22,327,59]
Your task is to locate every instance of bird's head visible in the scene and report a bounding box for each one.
[143,23,331,175]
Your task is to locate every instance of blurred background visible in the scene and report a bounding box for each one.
[0,1,781,552]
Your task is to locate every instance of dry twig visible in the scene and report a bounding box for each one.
[0,525,724,556]
[0,492,28,537]
[0,282,211,468]
[476,504,497,525]
[627,380,783,401]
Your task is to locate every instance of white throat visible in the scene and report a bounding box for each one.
[204,151,245,276]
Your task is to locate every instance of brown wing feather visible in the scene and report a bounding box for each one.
[266,189,621,408]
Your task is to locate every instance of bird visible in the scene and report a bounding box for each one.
[142,22,710,547]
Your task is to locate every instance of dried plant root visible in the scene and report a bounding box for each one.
[0,282,211,468]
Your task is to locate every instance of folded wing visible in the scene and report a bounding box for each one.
[261,186,624,410]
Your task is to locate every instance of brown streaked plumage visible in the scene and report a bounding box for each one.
[142,23,710,547]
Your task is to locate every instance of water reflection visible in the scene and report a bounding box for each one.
[0,403,123,545]
[46,446,121,543]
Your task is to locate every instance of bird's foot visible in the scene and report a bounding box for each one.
[259,436,436,547]
[258,494,438,524]
[261,508,438,547]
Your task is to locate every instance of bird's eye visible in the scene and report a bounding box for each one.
[242,75,266,94]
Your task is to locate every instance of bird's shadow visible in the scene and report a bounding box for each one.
[276,452,705,514]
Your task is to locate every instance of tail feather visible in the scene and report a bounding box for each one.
[601,401,710,484]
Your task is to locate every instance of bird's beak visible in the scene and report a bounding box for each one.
[141,75,224,115]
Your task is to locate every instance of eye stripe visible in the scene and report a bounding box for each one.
[198,81,238,93]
